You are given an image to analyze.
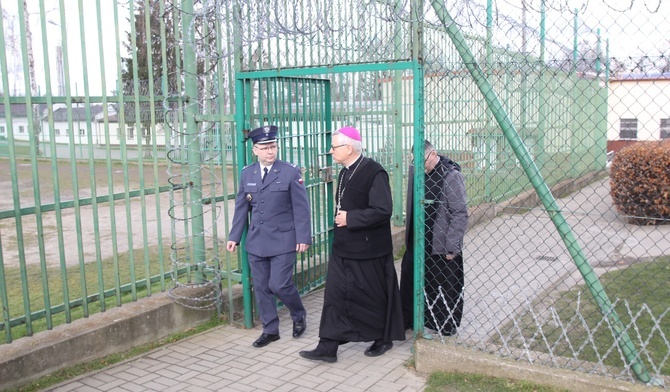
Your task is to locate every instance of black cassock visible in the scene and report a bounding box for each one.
[318,159,405,344]
[318,253,405,343]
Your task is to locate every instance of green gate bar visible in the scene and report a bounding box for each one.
[234,78,253,328]
[0,10,14,342]
[429,0,657,384]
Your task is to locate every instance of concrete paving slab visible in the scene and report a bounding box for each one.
[45,286,427,392]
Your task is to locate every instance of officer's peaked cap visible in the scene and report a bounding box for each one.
[249,125,278,144]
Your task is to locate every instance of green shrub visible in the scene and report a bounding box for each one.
[610,140,670,225]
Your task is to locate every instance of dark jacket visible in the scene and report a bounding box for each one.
[405,155,468,255]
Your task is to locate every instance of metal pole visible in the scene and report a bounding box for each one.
[391,0,404,227]
[412,62,426,336]
[232,0,254,329]
[429,0,657,384]
[573,8,578,74]
[181,0,206,282]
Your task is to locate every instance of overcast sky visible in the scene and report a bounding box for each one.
[2,0,667,97]
[578,0,669,59]
[2,0,128,97]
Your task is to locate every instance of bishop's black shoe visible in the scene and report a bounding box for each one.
[252,333,280,348]
[293,316,307,338]
[299,348,337,363]
[364,340,393,357]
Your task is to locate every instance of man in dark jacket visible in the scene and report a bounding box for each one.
[400,140,468,336]
[227,125,311,348]
[299,126,405,363]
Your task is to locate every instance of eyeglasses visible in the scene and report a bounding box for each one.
[330,144,349,150]
[410,150,433,164]
[254,144,278,152]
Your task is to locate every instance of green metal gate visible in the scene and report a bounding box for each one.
[234,76,334,327]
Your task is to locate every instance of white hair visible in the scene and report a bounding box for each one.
[332,130,363,153]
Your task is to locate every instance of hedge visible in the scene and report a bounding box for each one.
[609,140,670,225]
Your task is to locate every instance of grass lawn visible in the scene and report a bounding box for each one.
[0,244,238,344]
[425,371,570,392]
[498,256,670,376]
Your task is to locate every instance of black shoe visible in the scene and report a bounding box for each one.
[293,316,306,338]
[252,333,280,348]
[364,340,393,357]
[299,348,337,363]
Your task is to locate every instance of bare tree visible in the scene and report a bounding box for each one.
[630,56,651,74]
[659,55,670,73]
[654,40,670,73]
[21,0,42,155]
[609,56,631,77]
[2,8,21,95]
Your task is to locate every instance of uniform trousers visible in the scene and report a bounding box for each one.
[248,251,306,335]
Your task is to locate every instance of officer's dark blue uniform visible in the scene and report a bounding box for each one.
[227,125,312,348]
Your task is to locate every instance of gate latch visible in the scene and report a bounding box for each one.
[320,166,333,183]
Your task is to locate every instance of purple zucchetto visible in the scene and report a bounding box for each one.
[337,126,362,141]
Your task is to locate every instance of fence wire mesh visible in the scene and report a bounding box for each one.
[0,0,669,387]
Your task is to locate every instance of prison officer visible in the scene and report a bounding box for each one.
[226,125,312,348]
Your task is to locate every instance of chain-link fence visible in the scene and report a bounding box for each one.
[412,1,669,387]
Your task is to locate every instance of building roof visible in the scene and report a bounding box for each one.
[106,105,181,123]
[611,72,670,82]
[0,103,30,119]
[49,105,105,122]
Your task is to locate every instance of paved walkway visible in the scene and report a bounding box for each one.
[47,287,427,392]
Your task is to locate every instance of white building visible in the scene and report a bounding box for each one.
[41,105,105,145]
[608,72,670,152]
[0,103,34,141]
[102,109,169,148]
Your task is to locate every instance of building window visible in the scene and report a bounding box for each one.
[55,128,61,136]
[0,126,5,134]
[127,126,134,140]
[79,128,86,136]
[19,125,25,134]
[661,118,670,139]
[619,118,637,139]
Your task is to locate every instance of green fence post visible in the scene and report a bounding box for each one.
[391,0,404,227]
[232,0,254,329]
[412,62,426,336]
[181,0,206,282]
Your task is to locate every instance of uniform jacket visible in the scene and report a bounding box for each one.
[229,160,312,257]
[405,155,468,255]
